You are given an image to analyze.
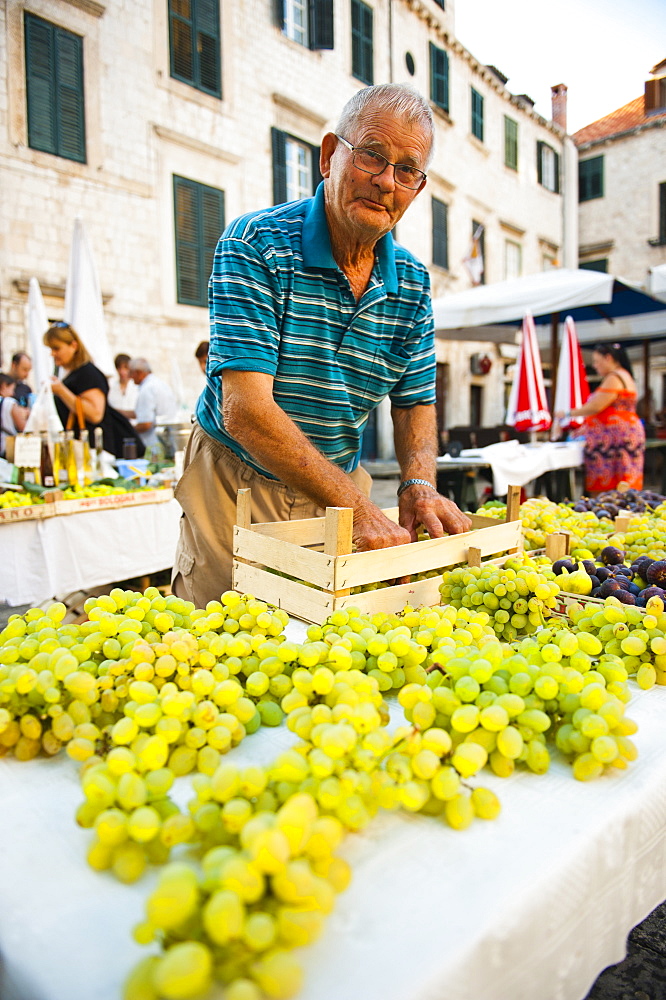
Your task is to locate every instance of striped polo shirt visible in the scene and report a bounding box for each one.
[196,181,436,478]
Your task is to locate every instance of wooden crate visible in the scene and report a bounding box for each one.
[232,486,523,623]
[53,487,173,516]
[0,501,53,524]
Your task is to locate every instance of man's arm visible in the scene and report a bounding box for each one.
[222,370,412,551]
[392,403,472,539]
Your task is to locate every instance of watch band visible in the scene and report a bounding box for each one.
[397,477,436,497]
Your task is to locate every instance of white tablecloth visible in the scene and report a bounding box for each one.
[1,644,665,1000]
[0,500,182,606]
[443,440,585,495]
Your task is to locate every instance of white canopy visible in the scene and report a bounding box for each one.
[432,268,614,330]
[648,264,666,303]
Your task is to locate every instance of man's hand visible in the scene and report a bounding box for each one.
[352,501,412,552]
[398,484,472,541]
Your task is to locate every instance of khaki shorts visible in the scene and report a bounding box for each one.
[171,423,372,610]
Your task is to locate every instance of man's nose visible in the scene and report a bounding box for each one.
[371,162,396,191]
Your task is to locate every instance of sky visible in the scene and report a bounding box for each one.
[454,0,666,134]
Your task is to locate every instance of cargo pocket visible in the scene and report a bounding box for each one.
[171,547,195,602]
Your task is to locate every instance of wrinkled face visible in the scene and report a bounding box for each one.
[321,108,429,242]
[12,357,31,381]
[49,339,77,369]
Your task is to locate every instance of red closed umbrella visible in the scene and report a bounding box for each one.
[506,312,552,433]
[552,315,590,435]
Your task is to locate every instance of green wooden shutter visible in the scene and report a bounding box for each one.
[25,14,57,155]
[553,150,561,194]
[471,88,484,141]
[660,182,666,243]
[169,0,194,83]
[174,177,201,305]
[273,0,285,29]
[56,29,86,162]
[200,184,225,301]
[352,0,373,85]
[579,156,604,201]
[536,140,543,185]
[195,0,221,96]
[174,176,224,306]
[272,128,288,205]
[429,43,449,113]
[432,197,448,269]
[25,13,85,163]
[310,0,334,49]
[310,142,323,192]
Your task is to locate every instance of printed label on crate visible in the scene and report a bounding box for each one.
[0,502,51,523]
[54,487,173,515]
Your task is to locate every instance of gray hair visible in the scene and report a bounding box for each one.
[335,84,435,166]
[129,357,151,373]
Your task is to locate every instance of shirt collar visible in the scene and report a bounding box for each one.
[302,182,398,295]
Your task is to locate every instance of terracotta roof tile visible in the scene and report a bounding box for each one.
[573,95,666,145]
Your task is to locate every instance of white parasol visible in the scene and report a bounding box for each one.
[64,218,115,375]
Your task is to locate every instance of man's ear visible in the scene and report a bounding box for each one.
[319,132,338,179]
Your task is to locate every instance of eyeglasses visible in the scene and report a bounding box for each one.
[335,135,427,190]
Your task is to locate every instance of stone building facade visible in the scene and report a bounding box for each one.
[1,0,576,447]
[574,59,666,283]
[573,59,666,411]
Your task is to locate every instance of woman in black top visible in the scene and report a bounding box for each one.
[44,321,114,450]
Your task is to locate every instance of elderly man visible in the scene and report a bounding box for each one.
[172,83,471,607]
[128,358,177,452]
[9,353,32,406]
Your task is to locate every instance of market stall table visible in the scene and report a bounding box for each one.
[366,441,584,507]
[1,628,665,1000]
[0,496,182,607]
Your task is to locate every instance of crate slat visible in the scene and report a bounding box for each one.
[232,562,335,619]
[334,577,445,617]
[233,526,335,590]
[333,520,522,590]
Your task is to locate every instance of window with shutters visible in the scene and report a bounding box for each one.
[351,0,373,85]
[271,128,322,204]
[276,0,334,48]
[432,197,448,269]
[660,182,666,243]
[579,155,604,202]
[168,0,221,98]
[504,116,518,170]
[173,176,225,307]
[504,239,522,280]
[24,13,86,163]
[429,43,449,113]
[471,88,484,141]
[537,141,560,193]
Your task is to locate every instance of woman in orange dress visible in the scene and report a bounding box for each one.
[558,343,644,494]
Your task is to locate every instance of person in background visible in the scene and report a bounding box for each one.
[8,353,32,406]
[44,322,114,449]
[556,342,644,494]
[195,341,209,375]
[128,358,178,452]
[107,352,139,417]
[173,83,471,607]
[0,374,30,457]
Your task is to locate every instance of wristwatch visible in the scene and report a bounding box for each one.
[397,478,436,497]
